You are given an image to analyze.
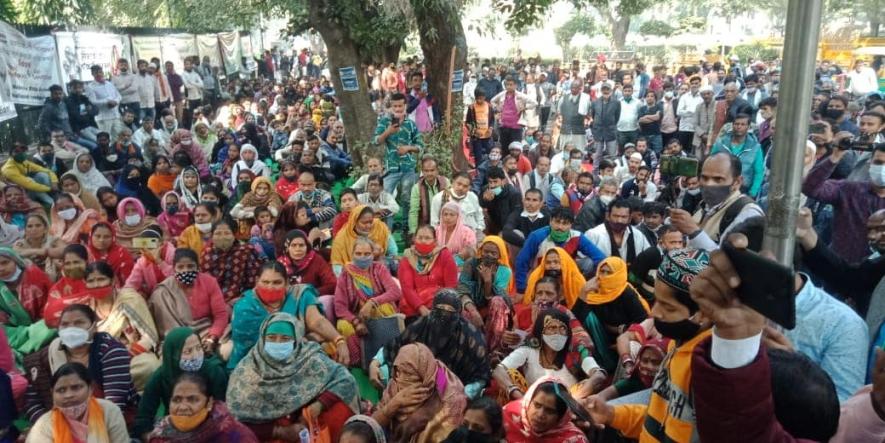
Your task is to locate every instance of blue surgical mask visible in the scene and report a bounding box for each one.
[179,355,204,372]
[870,164,885,188]
[491,186,502,196]
[352,256,373,269]
[264,340,294,361]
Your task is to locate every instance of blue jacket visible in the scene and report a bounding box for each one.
[711,131,764,197]
[514,226,606,292]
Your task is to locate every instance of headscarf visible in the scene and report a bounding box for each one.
[0,218,22,248]
[147,402,255,443]
[274,161,300,201]
[330,205,390,267]
[87,222,135,285]
[379,343,467,441]
[237,176,282,209]
[276,230,316,281]
[343,415,386,443]
[173,167,202,209]
[69,152,112,193]
[630,338,670,387]
[0,184,43,217]
[383,289,490,387]
[114,197,156,241]
[156,191,192,238]
[49,193,99,244]
[226,313,359,422]
[170,129,210,177]
[584,257,650,312]
[435,202,475,255]
[145,327,228,409]
[233,144,265,177]
[477,235,514,294]
[59,172,102,213]
[523,247,586,309]
[229,169,256,207]
[503,376,588,443]
[51,397,110,443]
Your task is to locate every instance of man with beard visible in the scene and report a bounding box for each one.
[575,177,619,232]
[561,171,596,215]
[584,197,652,266]
[669,152,763,251]
[408,156,449,235]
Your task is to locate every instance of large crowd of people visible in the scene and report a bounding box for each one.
[0,47,884,442]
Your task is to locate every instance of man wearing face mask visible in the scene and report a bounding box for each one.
[825,95,859,136]
[480,167,523,236]
[669,152,763,251]
[845,110,885,183]
[561,172,596,215]
[583,248,712,443]
[503,188,550,248]
[575,177,619,232]
[472,146,505,195]
[584,197,652,266]
[803,136,885,263]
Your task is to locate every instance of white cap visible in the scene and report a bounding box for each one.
[508,141,523,151]
[699,85,713,93]
[630,152,643,161]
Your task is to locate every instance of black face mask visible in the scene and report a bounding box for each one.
[451,426,498,443]
[825,109,844,120]
[654,317,701,341]
[545,269,562,279]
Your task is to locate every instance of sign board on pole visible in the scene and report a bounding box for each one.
[451,69,464,92]
[338,66,359,92]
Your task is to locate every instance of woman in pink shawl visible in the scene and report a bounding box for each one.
[49,193,100,244]
[156,191,192,238]
[170,129,210,178]
[436,202,477,266]
[503,376,590,443]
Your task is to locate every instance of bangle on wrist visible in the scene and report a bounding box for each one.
[334,336,346,345]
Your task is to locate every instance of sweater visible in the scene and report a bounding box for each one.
[502,209,550,247]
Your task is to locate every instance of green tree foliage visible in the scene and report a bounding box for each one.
[639,19,676,37]
[0,0,16,23]
[12,0,94,25]
[554,12,598,61]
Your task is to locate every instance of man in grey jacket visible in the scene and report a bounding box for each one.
[590,82,620,166]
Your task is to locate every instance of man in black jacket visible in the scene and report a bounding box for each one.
[503,188,550,248]
[480,166,523,235]
[64,80,99,146]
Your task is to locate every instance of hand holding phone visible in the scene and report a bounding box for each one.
[720,239,796,329]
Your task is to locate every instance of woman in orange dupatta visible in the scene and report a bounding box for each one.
[456,235,515,357]
[571,256,650,373]
[26,362,129,442]
[521,247,586,309]
[49,193,100,245]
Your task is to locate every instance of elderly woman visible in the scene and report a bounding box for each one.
[372,343,467,442]
[573,256,650,373]
[0,184,44,229]
[49,193,100,244]
[147,372,257,442]
[193,122,218,159]
[12,214,64,278]
[59,172,103,213]
[157,191,193,238]
[456,235,514,354]
[113,197,159,256]
[398,225,459,318]
[0,247,53,358]
[25,363,129,443]
[229,177,283,239]
[333,237,402,364]
[436,202,477,266]
[136,327,230,439]
[22,304,137,424]
[226,313,359,442]
[228,261,348,369]
[371,290,490,399]
[502,377,590,443]
[276,229,336,294]
[86,222,135,287]
[522,247,586,308]
[330,205,396,275]
[68,152,111,194]
[199,218,261,305]
[230,144,270,180]
[149,248,229,346]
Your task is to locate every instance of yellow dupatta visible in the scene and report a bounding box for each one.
[330,205,390,266]
[522,247,586,309]
[478,235,514,295]
[584,256,650,312]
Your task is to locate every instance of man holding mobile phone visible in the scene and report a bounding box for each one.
[373,92,423,236]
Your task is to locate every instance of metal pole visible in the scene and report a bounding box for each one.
[762,0,823,263]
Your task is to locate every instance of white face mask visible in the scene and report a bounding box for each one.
[106,154,118,162]
[59,327,91,348]
[124,214,141,226]
[542,334,568,351]
[685,188,701,196]
[196,222,213,233]
[871,164,885,188]
[58,208,77,221]
[181,139,193,146]
[1,266,22,283]
[599,195,615,206]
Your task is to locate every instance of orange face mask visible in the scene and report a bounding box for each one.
[170,405,210,432]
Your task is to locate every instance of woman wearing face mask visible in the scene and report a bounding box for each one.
[0,247,53,357]
[398,225,459,318]
[591,338,668,402]
[572,256,650,373]
[96,187,120,223]
[149,248,229,345]
[174,166,203,209]
[274,161,300,201]
[230,144,270,181]
[113,198,159,256]
[373,290,489,400]
[0,184,43,230]
[86,223,134,287]
[60,172,103,213]
[276,229,335,294]
[136,327,230,440]
[501,377,590,443]
[170,129,211,178]
[81,261,161,391]
[13,214,65,278]
[330,205,392,276]
[227,313,359,441]
[522,247,586,309]
[442,397,503,443]
[148,155,178,198]
[230,177,283,238]
[229,261,348,369]
[25,362,130,442]
[69,152,112,194]
[124,228,176,297]
[456,236,514,353]
[177,203,219,258]
[158,192,193,238]
[115,164,162,214]
[44,245,90,328]
[436,202,477,266]
[49,193,100,244]
[200,218,260,305]
[333,237,402,365]
[217,143,240,192]
[22,304,138,424]
[372,342,467,442]
[227,170,256,211]
[495,309,595,401]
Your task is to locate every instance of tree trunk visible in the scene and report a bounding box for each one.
[307,0,380,167]
[413,0,470,171]
[611,16,630,50]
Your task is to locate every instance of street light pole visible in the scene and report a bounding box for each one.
[762,0,824,263]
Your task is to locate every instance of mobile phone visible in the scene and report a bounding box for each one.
[721,242,796,329]
[132,237,159,250]
[390,115,400,126]
[659,155,699,177]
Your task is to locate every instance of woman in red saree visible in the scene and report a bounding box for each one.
[86,222,135,288]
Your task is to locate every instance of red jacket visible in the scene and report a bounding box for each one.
[397,248,459,316]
